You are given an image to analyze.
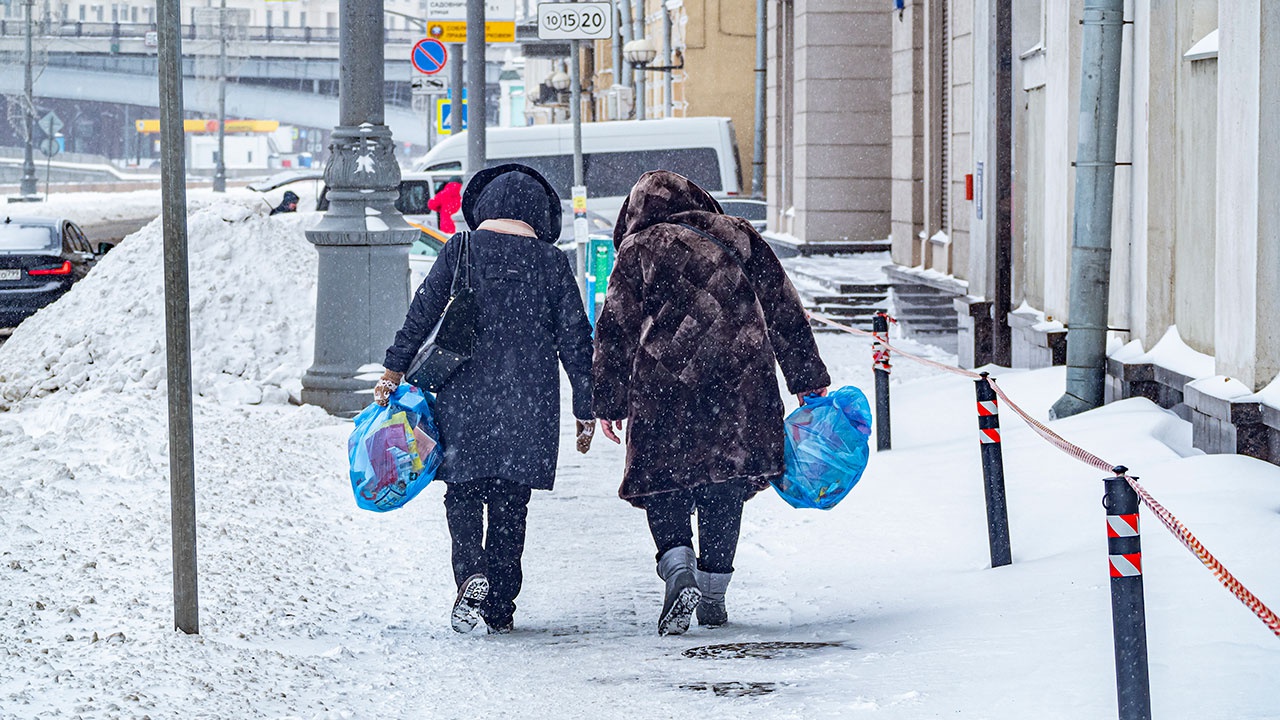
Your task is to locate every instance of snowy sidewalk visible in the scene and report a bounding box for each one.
[0,203,1277,719]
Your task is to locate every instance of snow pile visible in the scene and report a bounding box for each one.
[5,187,259,226]
[0,200,318,408]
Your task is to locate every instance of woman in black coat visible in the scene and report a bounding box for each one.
[375,164,595,634]
[593,171,830,636]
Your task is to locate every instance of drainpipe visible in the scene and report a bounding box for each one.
[750,0,766,198]
[618,0,633,91]
[1049,0,1126,419]
[662,2,672,117]
[632,0,645,119]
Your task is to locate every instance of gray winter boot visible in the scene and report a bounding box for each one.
[656,546,702,636]
[694,570,732,627]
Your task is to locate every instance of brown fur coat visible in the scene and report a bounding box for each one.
[592,171,830,507]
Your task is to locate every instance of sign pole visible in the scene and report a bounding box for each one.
[157,0,200,636]
[571,37,587,293]
[464,0,486,183]
[450,43,464,137]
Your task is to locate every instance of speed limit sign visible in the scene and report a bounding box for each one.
[537,2,614,40]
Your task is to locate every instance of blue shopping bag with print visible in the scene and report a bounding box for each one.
[348,383,443,512]
[775,385,873,510]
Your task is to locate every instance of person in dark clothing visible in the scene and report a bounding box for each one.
[427,176,463,234]
[270,190,299,215]
[375,164,596,634]
[593,170,830,636]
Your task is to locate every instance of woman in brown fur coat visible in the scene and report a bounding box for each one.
[593,171,830,635]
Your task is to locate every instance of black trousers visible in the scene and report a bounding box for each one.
[443,479,532,625]
[645,481,747,575]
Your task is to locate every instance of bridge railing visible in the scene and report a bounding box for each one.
[0,20,419,44]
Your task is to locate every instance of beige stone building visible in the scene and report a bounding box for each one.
[883,0,1280,462]
[765,0,892,246]
[589,0,756,168]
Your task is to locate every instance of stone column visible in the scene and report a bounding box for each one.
[301,0,419,415]
[1215,0,1280,391]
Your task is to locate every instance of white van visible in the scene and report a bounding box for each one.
[413,117,743,220]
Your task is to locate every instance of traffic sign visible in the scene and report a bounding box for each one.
[37,111,63,137]
[426,0,516,43]
[436,98,468,134]
[412,38,448,75]
[38,134,62,157]
[538,2,614,40]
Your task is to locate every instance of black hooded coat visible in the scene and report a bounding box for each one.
[384,165,594,490]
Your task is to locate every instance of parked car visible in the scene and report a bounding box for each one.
[0,216,106,329]
[408,224,450,290]
[719,198,768,232]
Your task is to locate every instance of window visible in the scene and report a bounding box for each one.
[491,155,575,197]
[0,225,58,253]
[266,10,273,26]
[584,148,722,197]
[396,181,434,215]
[300,11,307,27]
[282,11,290,26]
[79,5,85,20]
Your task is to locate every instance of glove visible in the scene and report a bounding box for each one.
[374,370,404,406]
[575,419,596,454]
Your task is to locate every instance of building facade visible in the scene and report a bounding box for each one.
[880,0,1280,461]
[766,0,892,246]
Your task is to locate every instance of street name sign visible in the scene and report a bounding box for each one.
[427,0,517,43]
[537,2,614,40]
[411,38,449,75]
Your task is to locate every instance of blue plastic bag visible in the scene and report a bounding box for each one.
[348,383,443,512]
[775,385,873,510]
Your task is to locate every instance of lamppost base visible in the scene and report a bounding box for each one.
[7,195,43,203]
[300,367,379,417]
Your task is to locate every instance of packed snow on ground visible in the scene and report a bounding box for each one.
[0,205,1278,719]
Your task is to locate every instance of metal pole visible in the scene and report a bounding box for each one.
[618,0,633,91]
[212,0,227,193]
[661,3,672,117]
[19,0,38,197]
[571,40,587,292]
[300,0,417,415]
[974,373,1012,567]
[465,0,486,182]
[450,43,465,137]
[571,41,584,187]
[991,0,1012,365]
[612,5,623,98]
[157,0,199,636]
[631,0,645,120]
[872,312,892,451]
[1103,467,1152,720]
[1050,0,1125,419]
[750,0,766,198]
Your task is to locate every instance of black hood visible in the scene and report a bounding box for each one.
[462,164,563,244]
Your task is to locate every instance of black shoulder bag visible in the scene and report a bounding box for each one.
[405,232,478,393]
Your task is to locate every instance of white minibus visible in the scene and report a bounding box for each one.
[413,117,743,220]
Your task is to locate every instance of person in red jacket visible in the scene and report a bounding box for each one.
[427,177,464,234]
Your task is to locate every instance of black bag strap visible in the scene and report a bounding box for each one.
[678,222,762,307]
[448,231,471,296]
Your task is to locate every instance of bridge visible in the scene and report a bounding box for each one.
[0,21,546,149]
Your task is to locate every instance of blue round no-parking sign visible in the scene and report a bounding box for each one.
[412,38,448,75]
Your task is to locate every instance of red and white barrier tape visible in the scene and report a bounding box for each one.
[808,310,1280,638]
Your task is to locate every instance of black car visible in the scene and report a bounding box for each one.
[0,216,104,329]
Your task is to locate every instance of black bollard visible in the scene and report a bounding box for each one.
[872,312,892,451]
[1103,467,1152,720]
[975,373,1012,567]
